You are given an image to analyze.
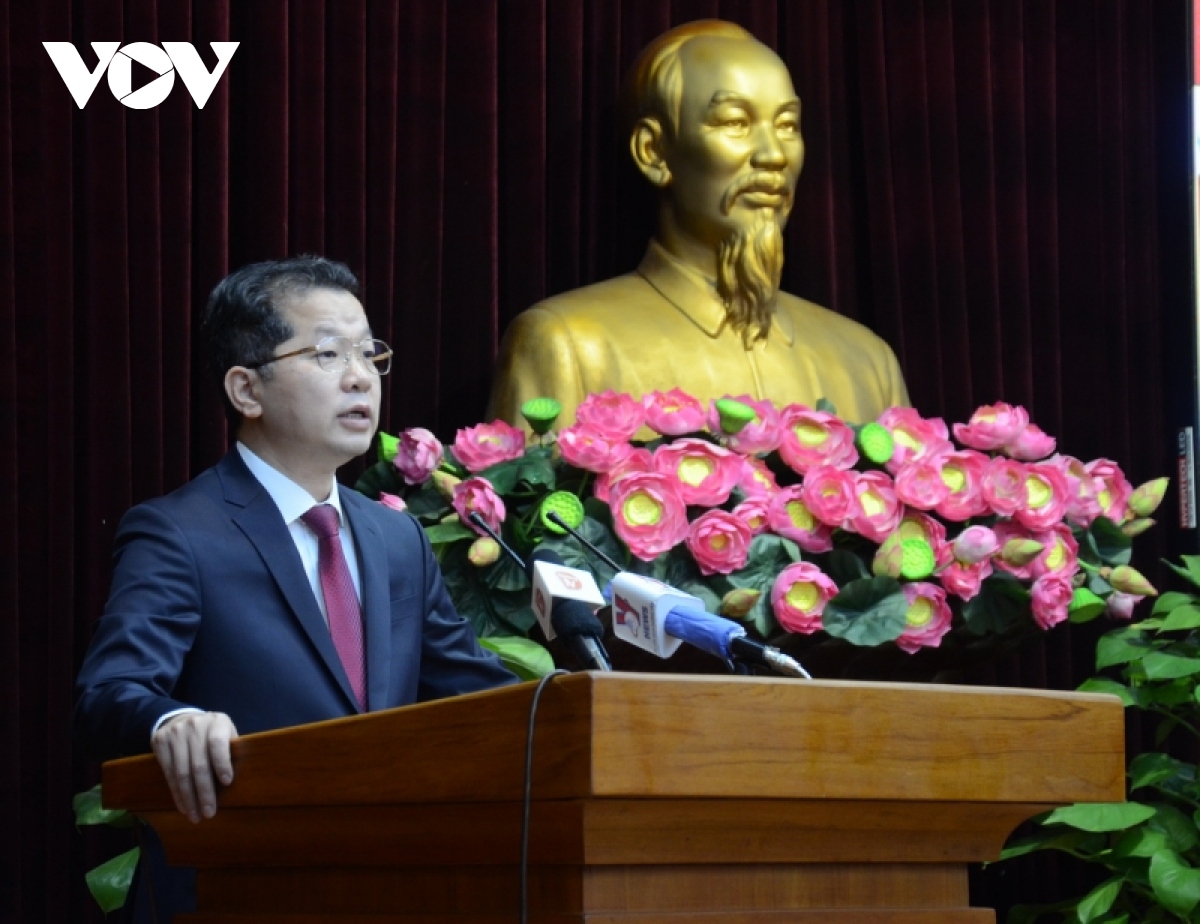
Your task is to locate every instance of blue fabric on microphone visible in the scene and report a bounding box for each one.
[663,606,745,659]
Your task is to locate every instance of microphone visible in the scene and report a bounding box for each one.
[527,549,612,672]
[609,572,810,679]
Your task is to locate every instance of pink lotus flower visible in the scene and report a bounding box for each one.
[896,583,954,653]
[934,450,990,521]
[952,525,999,564]
[767,486,834,553]
[952,402,1030,451]
[1004,423,1057,461]
[738,456,780,498]
[452,477,507,536]
[893,456,952,511]
[777,405,859,474]
[393,427,444,485]
[653,438,743,506]
[1027,523,1079,581]
[557,424,634,473]
[1030,572,1074,629]
[608,472,690,560]
[771,562,839,634]
[876,407,953,473]
[1014,463,1071,532]
[1047,454,1102,527]
[594,447,654,504]
[643,389,707,436]
[1105,592,1143,620]
[453,420,525,473]
[708,395,782,455]
[686,509,754,575]
[847,471,903,542]
[378,492,408,513]
[982,456,1028,516]
[939,559,992,601]
[1086,459,1134,523]
[576,390,646,441]
[800,465,858,527]
[732,497,771,535]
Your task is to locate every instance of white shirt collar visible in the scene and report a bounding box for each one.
[236,442,346,527]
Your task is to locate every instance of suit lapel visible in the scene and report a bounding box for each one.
[341,488,393,712]
[217,452,362,714]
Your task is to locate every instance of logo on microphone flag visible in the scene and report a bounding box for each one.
[613,593,644,637]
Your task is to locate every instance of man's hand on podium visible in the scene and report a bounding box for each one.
[151,711,238,824]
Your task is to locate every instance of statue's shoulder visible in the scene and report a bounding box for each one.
[776,291,896,355]
[524,272,652,320]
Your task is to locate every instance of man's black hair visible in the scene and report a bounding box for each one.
[201,255,361,425]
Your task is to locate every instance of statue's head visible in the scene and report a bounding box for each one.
[622,21,803,343]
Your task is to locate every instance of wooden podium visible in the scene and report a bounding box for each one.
[103,672,1126,923]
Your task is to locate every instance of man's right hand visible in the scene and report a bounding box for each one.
[150,711,238,824]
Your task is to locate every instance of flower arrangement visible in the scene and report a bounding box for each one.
[356,391,1167,679]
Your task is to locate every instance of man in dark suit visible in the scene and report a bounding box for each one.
[74,255,517,919]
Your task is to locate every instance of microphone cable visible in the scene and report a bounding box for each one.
[520,668,570,924]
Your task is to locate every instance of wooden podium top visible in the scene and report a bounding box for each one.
[103,672,1125,812]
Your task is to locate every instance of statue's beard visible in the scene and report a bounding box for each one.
[716,211,786,346]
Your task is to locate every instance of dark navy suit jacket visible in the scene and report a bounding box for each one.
[74,450,517,918]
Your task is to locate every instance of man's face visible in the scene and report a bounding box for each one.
[663,37,804,250]
[250,287,381,479]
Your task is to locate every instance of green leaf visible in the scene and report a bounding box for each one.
[1085,516,1133,567]
[815,398,838,415]
[962,574,1030,635]
[1129,753,1192,792]
[1153,592,1200,617]
[822,547,871,585]
[424,520,477,546]
[1096,629,1153,669]
[354,457,403,500]
[404,483,451,521]
[1112,826,1168,859]
[73,785,134,828]
[377,431,400,463]
[478,635,554,679]
[1149,849,1200,915]
[821,576,908,646]
[1001,828,1108,860]
[1142,651,1200,681]
[1160,605,1200,632]
[85,846,140,913]
[1043,802,1156,832]
[1147,803,1200,853]
[1166,556,1200,591]
[1077,876,1123,924]
[482,551,529,593]
[728,534,801,638]
[1078,677,1135,707]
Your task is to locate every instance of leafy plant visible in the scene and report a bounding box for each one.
[1000,556,1200,922]
[73,783,139,912]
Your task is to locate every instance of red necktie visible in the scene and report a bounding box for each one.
[301,504,366,710]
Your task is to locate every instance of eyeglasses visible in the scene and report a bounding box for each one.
[249,336,393,376]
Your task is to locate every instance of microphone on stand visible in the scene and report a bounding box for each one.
[526,548,612,672]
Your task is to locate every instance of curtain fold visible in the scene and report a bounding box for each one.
[0,1,1191,920]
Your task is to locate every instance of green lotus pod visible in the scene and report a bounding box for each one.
[540,491,585,533]
[1067,587,1106,623]
[521,397,562,436]
[1128,477,1169,519]
[1108,565,1158,597]
[719,588,761,620]
[714,397,756,435]
[856,422,895,466]
[898,538,935,580]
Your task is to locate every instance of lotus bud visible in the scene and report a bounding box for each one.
[1121,517,1156,538]
[856,422,895,466]
[714,397,756,435]
[1067,587,1105,623]
[873,534,906,578]
[720,588,762,620]
[467,537,501,567]
[1108,565,1158,597]
[521,396,562,436]
[377,431,400,463]
[432,470,462,500]
[953,525,999,565]
[1105,591,1142,620]
[378,492,407,513]
[1000,538,1044,567]
[1128,477,1169,519]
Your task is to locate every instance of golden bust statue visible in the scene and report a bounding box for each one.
[487,20,909,429]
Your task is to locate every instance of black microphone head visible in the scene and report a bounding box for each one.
[526,546,565,580]
[551,597,606,640]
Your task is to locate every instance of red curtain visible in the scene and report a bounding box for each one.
[1,1,1191,920]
